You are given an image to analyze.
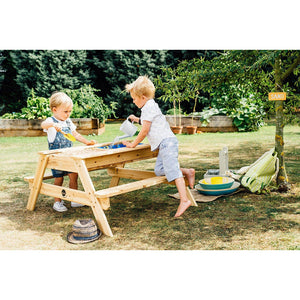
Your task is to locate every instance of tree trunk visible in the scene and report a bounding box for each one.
[274,57,290,192]
[173,99,177,126]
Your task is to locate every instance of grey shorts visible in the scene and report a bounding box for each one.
[154,137,183,182]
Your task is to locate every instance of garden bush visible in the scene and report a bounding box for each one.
[192,107,227,126]
[63,85,117,123]
[192,100,265,132]
[230,98,265,132]
[1,89,51,119]
[92,50,176,117]
[1,86,117,123]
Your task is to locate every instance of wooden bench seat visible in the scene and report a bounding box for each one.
[95,175,197,208]
[24,174,54,183]
[95,176,168,199]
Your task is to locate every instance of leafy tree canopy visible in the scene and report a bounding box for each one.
[181,50,300,190]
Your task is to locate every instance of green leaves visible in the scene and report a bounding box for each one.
[1,86,116,122]
[155,51,270,131]
[93,50,172,117]
[193,107,228,126]
[230,98,265,132]
[1,88,51,120]
[63,85,116,123]
[8,50,92,101]
[1,50,298,122]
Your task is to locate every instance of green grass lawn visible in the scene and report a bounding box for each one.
[0,122,299,250]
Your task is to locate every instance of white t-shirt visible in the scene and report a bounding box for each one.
[141,99,175,151]
[43,117,76,143]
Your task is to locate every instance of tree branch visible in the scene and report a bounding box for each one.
[281,53,300,82]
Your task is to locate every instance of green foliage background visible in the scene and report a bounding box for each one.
[0,50,299,129]
[0,50,214,117]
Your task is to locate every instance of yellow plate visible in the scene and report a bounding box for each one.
[210,177,223,184]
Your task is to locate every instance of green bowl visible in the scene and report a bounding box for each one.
[195,181,240,196]
[198,177,234,190]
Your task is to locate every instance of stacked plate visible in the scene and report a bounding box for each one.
[195,176,240,196]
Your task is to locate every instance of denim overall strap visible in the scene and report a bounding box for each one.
[48,117,73,150]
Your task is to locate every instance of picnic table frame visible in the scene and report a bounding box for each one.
[25,142,197,237]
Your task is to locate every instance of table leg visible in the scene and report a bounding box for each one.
[75,159,113,237]
[27,154,49,211]
[108,163,125,188]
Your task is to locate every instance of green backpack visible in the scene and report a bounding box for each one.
[227,148,279,193]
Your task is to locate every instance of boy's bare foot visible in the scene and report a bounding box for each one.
[174,200,191,218]
[185,168,195,189]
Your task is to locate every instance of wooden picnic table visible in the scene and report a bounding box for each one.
[25,142,197,237]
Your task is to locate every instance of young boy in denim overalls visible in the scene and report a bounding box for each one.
[41,92,97,212]
[122,76,195,217]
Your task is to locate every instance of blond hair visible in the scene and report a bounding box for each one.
[125,76,155,99]
[49,92,73,110]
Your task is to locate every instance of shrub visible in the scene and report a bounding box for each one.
[63,85,117,123]
[93,50,173,118]
[1,89,51,119]
[1,86,117,123]
[230,98,265,131]
[9,50,91,101]
[192,107,227,126]
[192,98,265,132]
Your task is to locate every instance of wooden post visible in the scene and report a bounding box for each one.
[74,159,113,237]
[27,154,49,210]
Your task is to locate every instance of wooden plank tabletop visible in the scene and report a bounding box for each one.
[38,143,152,159]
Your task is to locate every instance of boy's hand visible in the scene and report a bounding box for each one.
[86,140,96,146]
[128,115,139,123]
[122,141,135,148]
[52,123,62,132]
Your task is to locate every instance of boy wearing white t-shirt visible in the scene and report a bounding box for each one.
[41,92,96,212]
[122,76,195,217]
